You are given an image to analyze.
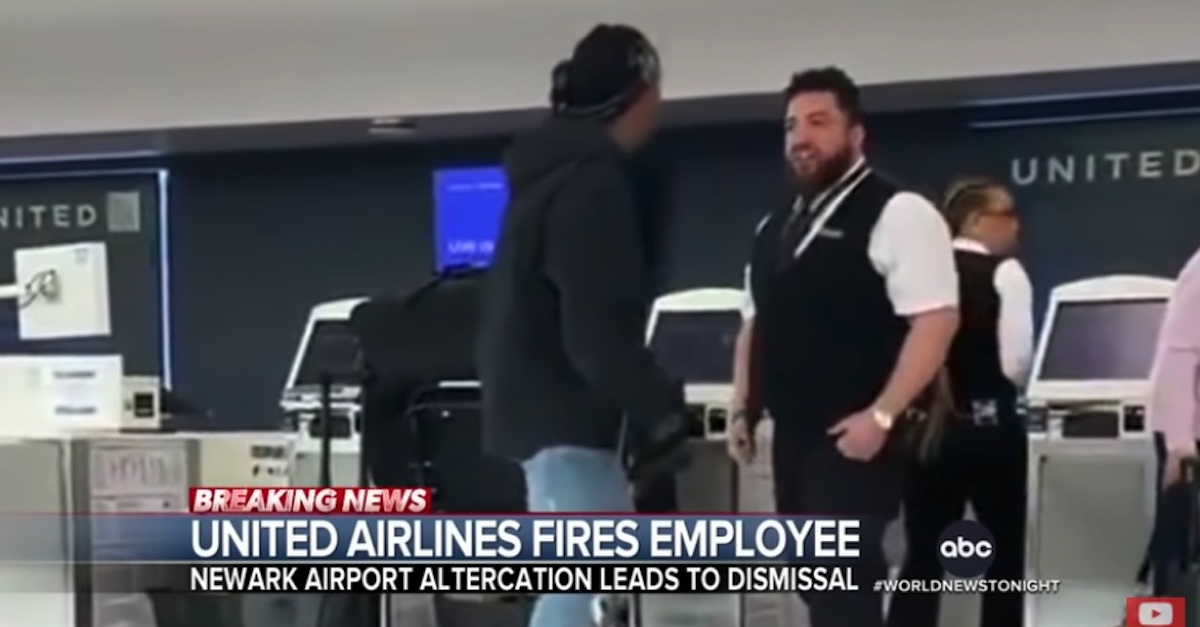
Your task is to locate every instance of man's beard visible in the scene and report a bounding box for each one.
[793,147,855,198]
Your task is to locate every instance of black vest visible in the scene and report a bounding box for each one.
[946,249,1018,406]
[749,170,908,439]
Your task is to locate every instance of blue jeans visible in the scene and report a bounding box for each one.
[523,447,633,627]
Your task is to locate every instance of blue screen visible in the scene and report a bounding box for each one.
[434,167,509,271]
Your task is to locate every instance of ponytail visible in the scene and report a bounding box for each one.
[907,369,959,461]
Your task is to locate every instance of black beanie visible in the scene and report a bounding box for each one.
[562,24,653,110]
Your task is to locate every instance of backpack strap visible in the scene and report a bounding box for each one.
[404,266,486,309]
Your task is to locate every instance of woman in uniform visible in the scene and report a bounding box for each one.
[887,178,1034,627]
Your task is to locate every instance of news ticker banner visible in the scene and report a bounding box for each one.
[0,500,1066,595]
[0,488,1065,596]
[6,562,1063,595]
[3,488,1048,565]
[0,513,866,562]
[0,512,1058,594]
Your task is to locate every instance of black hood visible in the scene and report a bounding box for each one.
[501,117,673,292]
[503,118,622,190]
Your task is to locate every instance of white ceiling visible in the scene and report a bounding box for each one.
[0,0,1198,139]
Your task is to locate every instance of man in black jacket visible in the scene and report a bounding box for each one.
[478,24,684,627]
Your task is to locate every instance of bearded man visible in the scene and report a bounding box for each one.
[725,67,961,627]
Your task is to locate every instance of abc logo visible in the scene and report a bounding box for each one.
[937,520,995,578]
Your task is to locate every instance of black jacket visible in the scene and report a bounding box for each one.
[479,118,684,460]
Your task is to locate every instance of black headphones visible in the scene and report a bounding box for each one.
[549,30,661,120]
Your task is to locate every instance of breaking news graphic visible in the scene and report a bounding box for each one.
[30,487,879,595]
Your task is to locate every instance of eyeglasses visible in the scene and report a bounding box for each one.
[979,206,1018,220]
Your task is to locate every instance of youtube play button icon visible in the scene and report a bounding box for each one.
[1127,598,1184,626]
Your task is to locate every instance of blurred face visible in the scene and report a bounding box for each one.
[966,188,1020,254]
[784,91,864,192]
[616,84,662,151]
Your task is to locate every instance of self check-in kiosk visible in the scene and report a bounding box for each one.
[642,287,783,513]
[280,298,366,486]
[645,289,744,515]
[1024,275,1173,627]
[640,289,741,627]
[645,288,743,443]
[640,288,797,627]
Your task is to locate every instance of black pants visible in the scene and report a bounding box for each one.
[1138,433,1166,589]
[1142,433,1200,595]
[886,419,1026,627]
[773,431,902,627]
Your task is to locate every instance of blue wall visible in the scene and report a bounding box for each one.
[6,110,1200,428]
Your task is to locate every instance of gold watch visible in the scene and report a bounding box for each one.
[871,408,895,431]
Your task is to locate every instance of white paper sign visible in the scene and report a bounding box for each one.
[41,355,123,429]
[89,443,187,498]
[88,440,189,627]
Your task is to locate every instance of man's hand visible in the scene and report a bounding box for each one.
[827,409,888,462]
[1163,444,1197,488]
[727,411,756,465]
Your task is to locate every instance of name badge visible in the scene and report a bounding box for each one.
[969,400,1000,426]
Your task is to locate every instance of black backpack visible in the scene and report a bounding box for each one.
[314,267,497,627]
[349,266,487,489]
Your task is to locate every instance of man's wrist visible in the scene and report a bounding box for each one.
[732,403,761,427]
[873,395,907,420]
[869,407,896,431]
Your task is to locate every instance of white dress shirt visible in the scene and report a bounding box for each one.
[742,164,959,321]
[952,238,1035,386]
